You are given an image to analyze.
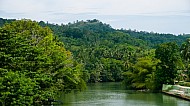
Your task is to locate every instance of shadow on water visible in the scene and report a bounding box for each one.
[59,82,190,106]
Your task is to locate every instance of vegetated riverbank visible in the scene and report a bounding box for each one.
[162,84,190,101]
[1,18,190,105]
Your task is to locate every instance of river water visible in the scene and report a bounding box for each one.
[59,82,190,106]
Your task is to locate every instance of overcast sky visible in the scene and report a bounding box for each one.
[0,0,190,35]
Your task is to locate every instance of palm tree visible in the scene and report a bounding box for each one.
[181,38,190,80]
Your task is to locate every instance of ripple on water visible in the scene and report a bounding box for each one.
[60,82,190,106]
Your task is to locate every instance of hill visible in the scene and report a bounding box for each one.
[0,18,189,83]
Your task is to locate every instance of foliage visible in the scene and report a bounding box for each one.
[0,70,36,105]
[121,29,190,48]
[155,42,183,90]
[37,19,188,84]
[0,20,85,105]
[180,38,190,80]
[1,18,190,92]
[178,82,190,87]
[123,50,160,90]
[0,18,16,27]
[46,20,150,82]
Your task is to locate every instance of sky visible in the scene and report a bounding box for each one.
[0,0,190,35]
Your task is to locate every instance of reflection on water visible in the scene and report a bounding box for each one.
[59,82,190,106]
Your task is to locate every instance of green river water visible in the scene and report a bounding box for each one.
[59,82,190,106]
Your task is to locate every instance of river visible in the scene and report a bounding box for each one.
[59,82,190,106]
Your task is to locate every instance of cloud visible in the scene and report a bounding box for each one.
[97,0,190,15]
[0,0,189,34]
[1,0,189,16]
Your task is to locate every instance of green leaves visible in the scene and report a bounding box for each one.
[0,20,86,105]
[155,42,183,90]
[123,55,160,90]
[0,71,36,105]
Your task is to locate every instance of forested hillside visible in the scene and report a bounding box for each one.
[0,18,189,84]
[38,19,189,83]
[36,19,190,92]
[121,29,189,48]
[41,19,151,82]
[1,18,190,105]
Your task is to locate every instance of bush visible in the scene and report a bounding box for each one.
[179,82,190,87]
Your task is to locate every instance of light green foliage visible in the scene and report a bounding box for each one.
[0,20,85,105]
[0,70,36,106]
[123,53,160,90]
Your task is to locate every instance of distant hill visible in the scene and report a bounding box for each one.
[37,19,190,48]
[0,18,189,48]
[120,29,189,48]
[0,18,16,27]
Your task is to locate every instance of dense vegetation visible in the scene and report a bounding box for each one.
[39,19,189,82]
[0,20,85,105]
[121,29,189,48]
[0,18,190,105]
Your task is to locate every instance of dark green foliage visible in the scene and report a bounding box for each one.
[181,38,190,61]
[100,58,125,82]
[180,38,190,80]
[0,18,16,27]
[121,29,190,48]
[40,20,150,82]
[155,42,183,90]
[36,19,188,84]
[0,18,190,92]
[68,19,114,33]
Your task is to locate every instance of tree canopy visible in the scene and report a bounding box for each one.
[0,20,85,105]
[154,42,183,90]
[0,18,190,98]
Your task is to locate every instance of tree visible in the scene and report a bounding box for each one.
[155,42,183,90]
[0,70,37,106]
[181,38,190,62]
[100,58,125,82]
[123,55,159,90]
[180,38,190,80]
[0,20,85,105]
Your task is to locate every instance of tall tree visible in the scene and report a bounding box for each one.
[155,42,183,90]
[0,20,85,105]
[181,38,190,70]
[123,51,159,90]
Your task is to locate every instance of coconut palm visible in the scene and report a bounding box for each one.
[181,38,190,81]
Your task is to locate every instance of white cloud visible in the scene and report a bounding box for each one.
[0,0,190,34]
[93,0,190,15]
[1,0,189,15]
[0,0,189,17]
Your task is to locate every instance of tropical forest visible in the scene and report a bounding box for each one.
[0,18,190,105]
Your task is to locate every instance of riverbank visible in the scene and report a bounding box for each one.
[162,84,190,101]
